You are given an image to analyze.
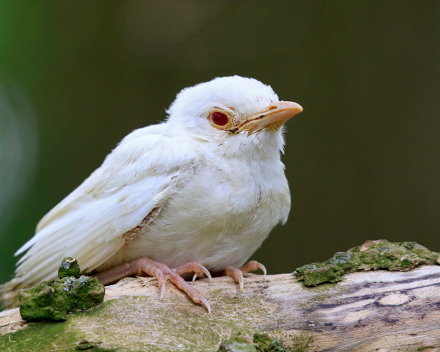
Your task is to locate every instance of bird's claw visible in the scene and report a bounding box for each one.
[173,261,212,283]
[237,272,244,292]
[223,266,244,292]
[200,296,211,313]
[201,265,212,282]
[159,283,166,300]
[240,260,267,276]
[258,263,267,276]
[223,260,267,292]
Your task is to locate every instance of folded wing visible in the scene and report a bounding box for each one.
[2,123,196,305]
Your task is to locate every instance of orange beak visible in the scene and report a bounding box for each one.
[235,101,303,134]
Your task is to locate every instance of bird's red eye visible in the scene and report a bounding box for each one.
[211,112,229,127]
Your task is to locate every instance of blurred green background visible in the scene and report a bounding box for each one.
[1,1,440,285]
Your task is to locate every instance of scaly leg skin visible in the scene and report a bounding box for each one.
[221,260,267,292]
[93,257,212,313]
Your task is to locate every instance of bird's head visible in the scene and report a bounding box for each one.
[166,76,302,157]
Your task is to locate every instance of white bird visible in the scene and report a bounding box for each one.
[1,76,302,312]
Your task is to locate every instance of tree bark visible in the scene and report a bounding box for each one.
[1,265,440,351]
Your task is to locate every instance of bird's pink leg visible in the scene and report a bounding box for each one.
[93,257,211,312]
[220,260,267,292]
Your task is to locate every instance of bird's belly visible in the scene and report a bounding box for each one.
[100,205,279,273]
[98,165,290,273]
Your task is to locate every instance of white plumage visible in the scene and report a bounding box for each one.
[1,76,302,309]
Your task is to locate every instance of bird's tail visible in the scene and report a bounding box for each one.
[0,278,24,309]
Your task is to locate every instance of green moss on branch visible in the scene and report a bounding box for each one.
[295,240,440,286]
[18,257,104,321]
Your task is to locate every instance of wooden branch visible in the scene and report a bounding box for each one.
[1,265,440,351]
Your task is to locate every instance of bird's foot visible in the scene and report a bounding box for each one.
[220,260,267,292]
[173,261,212,282]
[94,257,212,312]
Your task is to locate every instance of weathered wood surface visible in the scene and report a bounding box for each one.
[1,265,440,351]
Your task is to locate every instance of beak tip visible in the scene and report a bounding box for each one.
[293,102,303,113]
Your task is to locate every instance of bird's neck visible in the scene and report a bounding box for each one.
[214,130,285,162]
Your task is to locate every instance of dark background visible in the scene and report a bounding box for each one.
[2,1,440,285]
